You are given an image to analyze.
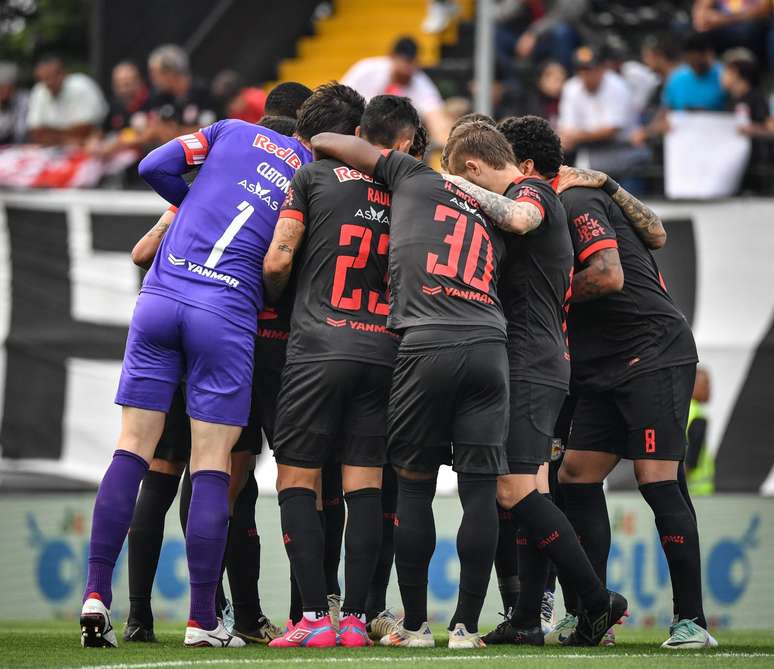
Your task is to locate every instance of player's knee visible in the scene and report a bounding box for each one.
[558,458,584,484]
[149,458,185,476]
[276,464,319,493]
[342,465,382,493]
[634,459,679,485]
[394,466,436,481]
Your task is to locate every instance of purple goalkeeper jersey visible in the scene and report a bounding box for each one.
[138,119,312,333]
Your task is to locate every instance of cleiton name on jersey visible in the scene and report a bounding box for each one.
[253,133,303,170]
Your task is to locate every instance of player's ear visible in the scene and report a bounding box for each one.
[465,159,480,177]
[354,125,361,138]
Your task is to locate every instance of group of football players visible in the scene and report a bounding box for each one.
[78,78,717,653]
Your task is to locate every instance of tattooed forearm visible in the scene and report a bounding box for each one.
[263,217,306,303]
[554,166,607,192]
[611,188,667,249]
[571,248,624,302]
[443,174,543,234]
[146,221,170,239]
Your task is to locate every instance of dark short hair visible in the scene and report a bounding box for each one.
[266,82,313,118]
[259,115,297,137]
[725,57,760,87]
[295,82,366,140]
[642,33,681,62]
[443,120,515,174]
[360,95,420,148]
[36,52,64,69]
[683,31,713,54]
[392,36,418,60]
[410,123,429,160]
[497,115,563,179]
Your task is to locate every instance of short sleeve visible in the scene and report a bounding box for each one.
[560,188,618,264]
[373,150,428,191]
[279,166,311,224]
[509,180,547,218]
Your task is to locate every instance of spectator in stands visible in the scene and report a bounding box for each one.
[601,42,661,120]
[693,0,772,66]
[342,36,452,143]
[211,70,266,124]
[558,46,648,190]
[631,35,683,145]
[662,32,727,111]
[0,62,28,144]
[512,0,590,71]
[104,62,150,135]
[146,44,218,144]
[26,54,107,146]
[641,34,682,115]
[721,50,771,135]
[496,60,567,126]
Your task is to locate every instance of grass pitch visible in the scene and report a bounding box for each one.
[1,622,773,669]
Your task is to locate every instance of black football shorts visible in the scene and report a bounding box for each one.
[568,364,696,461]
[272,360,392,468]
[388,330,509,475]
[153,386,192,463]
[506,381,567,474]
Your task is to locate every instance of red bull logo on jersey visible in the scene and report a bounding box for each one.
[334,166,374,183]
[253,133,303,170]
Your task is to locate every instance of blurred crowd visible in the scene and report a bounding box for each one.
[0,44,274,187]
[1,0,773,194]
[430,0,774,194]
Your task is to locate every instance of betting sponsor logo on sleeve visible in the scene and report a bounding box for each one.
[572,212,608,243]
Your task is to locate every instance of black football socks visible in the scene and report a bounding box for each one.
[322,462,345,597]
[127,470,180,627]
[394,475,437,631]
[226,470,262,631]
[560,482,611,584]
[511,490,608,615]
[278,487,328,612]
[449,474,498,633]
[494,504,520,614]
[341,488,383,620]
[366,466,397,620]
[640,480,707,628]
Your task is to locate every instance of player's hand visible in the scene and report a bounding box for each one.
[554,165,607,193]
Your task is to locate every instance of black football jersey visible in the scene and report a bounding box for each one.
[499,177,573,390]
[279,158,398,367]
[373,151,507,335]
[560,187,698,392]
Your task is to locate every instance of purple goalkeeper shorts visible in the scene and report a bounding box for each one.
[115,292,255,426]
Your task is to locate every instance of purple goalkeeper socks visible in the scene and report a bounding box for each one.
[84,449,149,608]
[186,469,230,630]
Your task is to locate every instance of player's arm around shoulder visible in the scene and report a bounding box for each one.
[443,174,544,235]
[555,166,666,249]
[131,207,177,269]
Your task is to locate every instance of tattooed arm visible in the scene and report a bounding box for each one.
[555,166,666,249]
[263,216,306,304]
[131,208,176,270]
[571,248,624,303]
[443,174,543,234]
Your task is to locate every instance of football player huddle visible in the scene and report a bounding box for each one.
[78,80,716,653]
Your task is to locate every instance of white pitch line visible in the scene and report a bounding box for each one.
[70,652,774,669]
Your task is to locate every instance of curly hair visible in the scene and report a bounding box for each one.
[497,115,563,179]
[410,123,429,160]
